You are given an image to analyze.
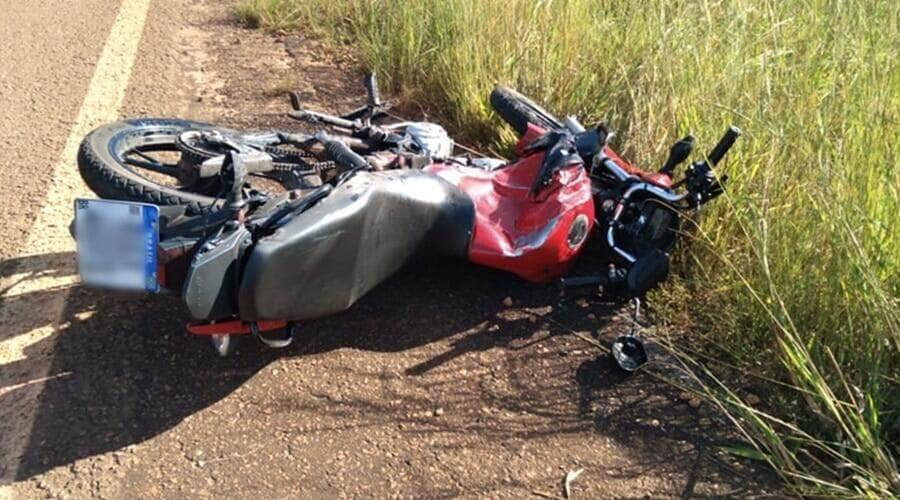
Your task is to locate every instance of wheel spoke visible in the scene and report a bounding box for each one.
[130,148,170,164]
[124,150,179,176]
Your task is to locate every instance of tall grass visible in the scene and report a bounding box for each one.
[237,0,899,495]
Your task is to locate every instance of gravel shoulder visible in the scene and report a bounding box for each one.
[0,0,778,497]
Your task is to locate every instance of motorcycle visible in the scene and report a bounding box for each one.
[73,75,739,367]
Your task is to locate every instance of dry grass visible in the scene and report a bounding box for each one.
[237,0,899,495]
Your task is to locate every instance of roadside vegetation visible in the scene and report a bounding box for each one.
[236,0,899,495]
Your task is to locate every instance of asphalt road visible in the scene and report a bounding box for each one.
[0,0,775,497]
[0,0,122,260]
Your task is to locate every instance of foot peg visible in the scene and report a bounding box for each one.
[252,322,294,349]
[560,275,605,288]
[288,91,303,111]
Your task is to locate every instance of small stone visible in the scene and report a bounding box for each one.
[502,297,514,307]
[433,408,444,417]
[688,397,702,409]
[650,419,660,427]
[745,393,761,405]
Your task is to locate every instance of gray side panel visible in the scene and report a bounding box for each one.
[183,225,251,320]
[238,170,473,321]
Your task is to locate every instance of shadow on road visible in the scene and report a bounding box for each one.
[1,252,563,478]
[0,251,768,495]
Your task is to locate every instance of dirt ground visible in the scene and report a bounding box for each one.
[0,0,778,497]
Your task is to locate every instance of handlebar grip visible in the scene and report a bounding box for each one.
[707,126,741,167]
[364,73,381,107]
[322,138,369,171]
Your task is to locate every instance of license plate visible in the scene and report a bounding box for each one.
[75,199,160,292]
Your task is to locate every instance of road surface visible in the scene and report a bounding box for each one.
[0,0,774,497]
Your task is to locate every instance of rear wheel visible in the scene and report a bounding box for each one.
[78,118,229,214]
[489,86,563,136]
[78,118,312,215]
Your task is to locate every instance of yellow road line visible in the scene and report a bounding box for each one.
[0,0,152,487]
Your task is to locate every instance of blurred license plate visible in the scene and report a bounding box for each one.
[75,199,159,292]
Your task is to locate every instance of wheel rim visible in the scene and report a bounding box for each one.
[111,128,227,193]
[108,125,305,197]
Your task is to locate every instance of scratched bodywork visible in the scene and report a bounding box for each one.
[425,125,594,283]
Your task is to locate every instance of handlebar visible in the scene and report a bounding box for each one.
[707,126,741,167]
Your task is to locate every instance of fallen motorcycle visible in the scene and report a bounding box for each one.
[73,75,739,366]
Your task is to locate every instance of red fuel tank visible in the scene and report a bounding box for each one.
[425,124,594,282]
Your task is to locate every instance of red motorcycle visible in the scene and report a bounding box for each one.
[73,75,738,366]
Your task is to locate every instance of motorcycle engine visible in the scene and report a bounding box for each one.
[598,193,679,259]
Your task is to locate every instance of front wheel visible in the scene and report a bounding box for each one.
[489,86,563,136]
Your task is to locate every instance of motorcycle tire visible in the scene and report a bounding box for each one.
[489,86,564,136]
[78,118,227,214]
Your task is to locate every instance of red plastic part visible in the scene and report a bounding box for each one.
[186,319,287,336]
[425,124,594,283]
[604,146,672,189]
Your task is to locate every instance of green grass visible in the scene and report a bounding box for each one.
[236,0,899,495]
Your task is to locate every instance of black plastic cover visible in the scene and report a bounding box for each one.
[183,225,251,320]
[238,170,474,321]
